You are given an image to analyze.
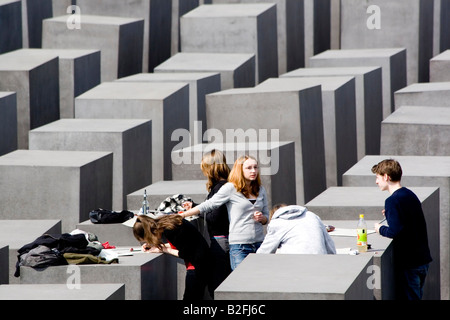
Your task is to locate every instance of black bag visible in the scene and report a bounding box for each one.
[89,208,134,224]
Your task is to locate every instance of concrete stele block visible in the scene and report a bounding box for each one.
[212,0,305,74]
[0,150,113,233]
[154,52,256,89]
[0,245,8,285]
[310,48,407,119]
[21,0,52,48]
[258,77,358,188]
[395,82,450,109]
[29,119,152,211]
[306,186,440,300]
[205,82,325,204]
[19,250,178,300]
[127,180,208,212]
[76,0,172,72]
[0,49,59,149]
[281,66,383,159]
[117,72,221,144]
[42,15,144,82]
[0,0,22,53]
[215,254,374,300]
[0,220,61,284]
[380,106,450,156]
[36,48,101,119]
[0,92,17,156]
[0,283,125,300]
[181,3,278,83]
[343,155,450,299]
[340,0,434,84]
[75,81,189,182]
[171,141,297,209]
[325,219,394,300]
[430,50,450,82]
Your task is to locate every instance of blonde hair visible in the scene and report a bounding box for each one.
[228,155,261,198]
[200,149,230,192]
[133,214,183,250]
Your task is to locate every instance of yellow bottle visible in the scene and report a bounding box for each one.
[357,214,367,253]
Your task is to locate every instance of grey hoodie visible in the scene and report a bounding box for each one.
[256,205,336,254]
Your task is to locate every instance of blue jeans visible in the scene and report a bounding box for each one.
[229,242,262,270]
[402,264,429,300]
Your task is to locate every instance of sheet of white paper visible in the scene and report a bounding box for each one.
[329,228,375,237]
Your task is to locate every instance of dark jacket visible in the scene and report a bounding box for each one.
[379,187,432,268]
[203,180,229,237]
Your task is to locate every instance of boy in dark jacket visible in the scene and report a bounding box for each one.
[372,159,432,300]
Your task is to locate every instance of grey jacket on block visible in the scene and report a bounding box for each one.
[256,205,336,255]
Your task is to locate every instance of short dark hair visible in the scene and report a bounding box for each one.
[371,159,402,182]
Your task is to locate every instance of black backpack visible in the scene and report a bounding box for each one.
[89,208,134,224]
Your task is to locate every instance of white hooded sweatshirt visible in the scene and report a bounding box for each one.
[256,205,336,254]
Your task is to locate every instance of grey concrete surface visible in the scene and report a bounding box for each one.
[0,150,112,233]
[42,14,144,81]
[29,119,152,211]
[430,50,450,82]
[205,81,325,204]
[0,92,17,156]
[0,49,59,149]
[310,48,407,119]
[181,3,278,83]
[395,82,450,109]
[215,253,374,300]
[0,219,61,284]
[380,106,450,156]
[281,66,383,159]
[154,52,256,89]
[75,81,189,182]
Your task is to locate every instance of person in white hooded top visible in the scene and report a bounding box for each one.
[256,204,336,255]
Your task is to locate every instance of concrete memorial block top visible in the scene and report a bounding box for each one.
[430,50,450,82]
[324,219,393,300]
[0,49,59,149]
[42,15,144,81]
[258,76,357,187]
[127,180,208,212]
[29,118,152,211]
[0,150,113,232]
[215,253,374,300]
[0,283,125,300]
[117,72,221,143]
[281,66,383,158]
[310,48,407,119]
[34,48,101,118]
[76,0,172,73]
[154,52,256,89]
[305,186,439,221]
[19,249,178,300]
[395,82,450,108]
[380,106,450,156]
[75,81,189,182]
[181,3,278,83]
[340,0,434,84]
[205,82,325,204]
[212,0,304,74]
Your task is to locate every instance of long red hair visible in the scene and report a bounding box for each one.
[228,155,261,198]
